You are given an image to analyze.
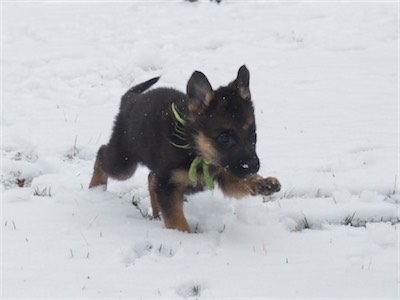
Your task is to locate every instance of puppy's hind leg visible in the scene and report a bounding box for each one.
[89,144,138,189]
[89,145,109,189]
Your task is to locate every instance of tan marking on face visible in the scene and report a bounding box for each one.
[194,132,220,166]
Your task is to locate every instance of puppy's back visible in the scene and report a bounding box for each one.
[116,85,190,171]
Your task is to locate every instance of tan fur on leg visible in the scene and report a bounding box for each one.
[89,145,109,189]
[217,169,281,198]
[161,189,190,233]
[148,171,160,219]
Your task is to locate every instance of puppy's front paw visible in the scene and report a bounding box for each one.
[250,176,281,196]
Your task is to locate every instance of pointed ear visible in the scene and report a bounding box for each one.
[229,65,251,101]
[187,71,214,115]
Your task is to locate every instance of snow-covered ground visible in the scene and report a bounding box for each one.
[1,1,399,299]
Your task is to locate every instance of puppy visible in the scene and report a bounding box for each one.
[89,66,281,232]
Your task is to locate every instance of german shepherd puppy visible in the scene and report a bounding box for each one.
[89,66,281,232]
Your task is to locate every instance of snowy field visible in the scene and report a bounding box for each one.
[1,1,399,299]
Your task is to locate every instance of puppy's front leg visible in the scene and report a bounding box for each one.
[217,170,281,199]
[148,171,160,219]
[155,181,190,233]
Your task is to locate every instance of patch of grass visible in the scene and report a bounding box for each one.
[131,196,150,219]
[344,212,356,226]
[283,188,295,199]
[293,216,312,232]
[33,186,52,197]
[65,136,79,160]
[384,176,399,202]
[315,189,329,198]
[191,285,201,297]
[302,216,311,229]
[1,171,33,189]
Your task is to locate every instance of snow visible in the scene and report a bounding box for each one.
[1,1,399,299]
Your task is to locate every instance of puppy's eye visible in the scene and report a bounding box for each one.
[218,132,236,147]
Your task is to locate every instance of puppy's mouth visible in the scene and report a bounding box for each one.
[224,161,260,179]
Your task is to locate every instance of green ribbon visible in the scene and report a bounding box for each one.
[188,156,214,190]
[171,102,187,126]
[170,103,214,190]
[170,103,190,149]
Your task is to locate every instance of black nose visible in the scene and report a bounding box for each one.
[241,156,260,174]
[249,157,260,173]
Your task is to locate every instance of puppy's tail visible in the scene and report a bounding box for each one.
[120,76,160,109]
[122,76,160,99]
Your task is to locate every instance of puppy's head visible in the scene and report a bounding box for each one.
[187,65,260,179]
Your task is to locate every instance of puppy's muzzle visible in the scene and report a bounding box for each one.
[232,155,260,178]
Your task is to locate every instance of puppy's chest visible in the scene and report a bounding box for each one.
[170,164,218,193]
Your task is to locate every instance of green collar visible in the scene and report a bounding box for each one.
[170,103,214,190]
[170,103,190,149]
[171,102,187,126]
[188,156,214,190]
